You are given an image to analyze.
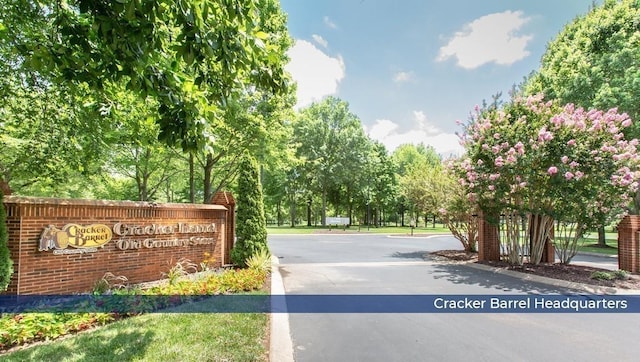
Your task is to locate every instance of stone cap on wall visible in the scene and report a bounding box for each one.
[3,196,227,211]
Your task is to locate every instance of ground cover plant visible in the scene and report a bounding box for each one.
[0,264,269,354]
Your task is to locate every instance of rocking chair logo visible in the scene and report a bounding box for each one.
[39,224,113,255]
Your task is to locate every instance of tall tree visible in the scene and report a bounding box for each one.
[392,143,441,225]
[1,0,291,152]
[294,97,371,225]
[231,153,268,267]
[525,0,640,244]
[362,141,398,226]
[0,75,106,194]
[401,163,448,226]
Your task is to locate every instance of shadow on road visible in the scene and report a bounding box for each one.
[390,251,431,260]
[429,262,582,294]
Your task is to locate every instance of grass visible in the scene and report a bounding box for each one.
[576,238,618,256]
[267,224,451,235]
[0,308,268,362]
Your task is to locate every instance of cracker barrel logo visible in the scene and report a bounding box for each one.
[39,224,112,255]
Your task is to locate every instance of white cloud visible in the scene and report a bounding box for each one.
[412,111,440,136]
[436,10,533,69]
[324,16,338,29]
[285,40,345,108]
[393,71,413,83]
[366,112,464,157]
[312,34,328,48]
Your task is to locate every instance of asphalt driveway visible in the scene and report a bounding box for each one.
[269,233,640,362]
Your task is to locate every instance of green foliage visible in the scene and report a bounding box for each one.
[526,0,640,215]
[0,313,114,350]
[163,258,198,286]
[1,266,268,351]
[528,0,640,126]
[614,269,629,280]
[0,268,267,350]
[438,163,478,252]
[217,268,267,292]
[1,311,267,361]
[0,190,12,291]
[392,143,441,176]
[400,163,447,217]
[231,154,268,267]
[293,97,382,225]
[245,247,272,273]
[0,0,294,203]
[590,271,615,281]
[458,94,639,265]
[2,0,292,152]
[145,267,267,295]
[92,272,129,295]
[199,251,217,272]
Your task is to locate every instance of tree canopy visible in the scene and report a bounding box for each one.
[526,0,640,137]
[1,0,292,152]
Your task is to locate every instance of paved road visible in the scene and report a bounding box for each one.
[269,234,639,362]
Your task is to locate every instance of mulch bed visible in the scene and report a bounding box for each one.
[430,250,640,290]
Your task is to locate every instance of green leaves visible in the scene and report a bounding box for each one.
[528,0,640,139]
[5,0,292,154]
[232,154,268,267]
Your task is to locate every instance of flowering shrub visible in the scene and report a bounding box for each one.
[439,160,478,252]
[0,267,268,351]
[458,94,640,264]
[0,313,115,350]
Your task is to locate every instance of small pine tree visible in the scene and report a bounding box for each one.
[0,190,13,291]
[231,154,269,267]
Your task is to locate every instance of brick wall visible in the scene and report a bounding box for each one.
[2,196,229,295]
[477,211,500,262]
[618,215,640,273]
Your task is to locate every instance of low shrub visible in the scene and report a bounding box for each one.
[163,258,198,285]
[590,271,615,281]
[614,269,629,280]
[0,313,114,350]
[92,272,128,295]
[0,265,269,351]
[245,248,272,274]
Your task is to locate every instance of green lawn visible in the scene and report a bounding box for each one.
[576,237,618,256]
[0,311,268,362]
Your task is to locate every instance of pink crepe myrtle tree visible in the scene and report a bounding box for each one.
[438,160,478,252]
[456,94,640,264]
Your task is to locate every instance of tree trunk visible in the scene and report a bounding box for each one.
[321,188,327,226]
[189,153,195,203]
[203,153,214,203]
[277,201,282,226]
[597,225,607,247]
[290,196,296,227]
[307,198,312,226]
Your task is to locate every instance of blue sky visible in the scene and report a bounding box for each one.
[282,0,598,156]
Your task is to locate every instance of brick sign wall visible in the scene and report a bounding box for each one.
[2,196,230,295]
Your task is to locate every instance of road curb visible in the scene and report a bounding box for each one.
[270,255,294,362]
[465,262,640,295]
